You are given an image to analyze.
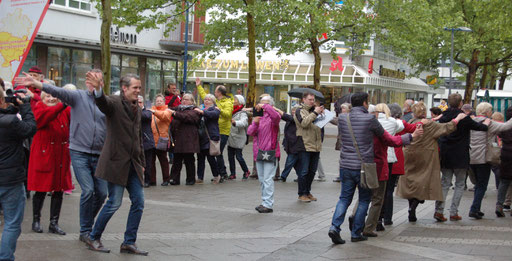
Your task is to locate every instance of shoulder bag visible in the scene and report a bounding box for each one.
[346,114,379,189]
[153,115,170,151]
[486,136,501,165]
[204,122,221,156]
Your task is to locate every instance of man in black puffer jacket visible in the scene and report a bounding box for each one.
[435,93,489,222]
[0,90,37,260]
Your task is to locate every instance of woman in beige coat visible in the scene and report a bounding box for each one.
[397,102,466,222]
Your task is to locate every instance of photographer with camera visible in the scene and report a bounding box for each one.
[0,88,37,260]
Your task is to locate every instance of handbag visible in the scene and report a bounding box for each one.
[257,149,276,162]
[204,122,221,156]
[346,114,379,189]
[153,115,170,151]
[486,137,501,165]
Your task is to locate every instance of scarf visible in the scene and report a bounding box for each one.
[233,105,244,115]
[121,92,138,116]
[177,104,194,111]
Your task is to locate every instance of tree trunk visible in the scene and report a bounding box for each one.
[245,0,256,107]
[464,50,479,104]
[100,0,112,94]
[489,63,497,89]
[310,39,321,90]
[479,57,489,90]
[499,61,509,90]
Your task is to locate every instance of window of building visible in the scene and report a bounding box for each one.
[48,47,93,89]
[110,54,139,94]
[20,45,37,74]
[145,58,177,103]
[53,0,91,11]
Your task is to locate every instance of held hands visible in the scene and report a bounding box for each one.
[85,71,104,92]
[483,118,491,125]
[411,124,424,139]
[14,72,43,89]
[194,108,204,114]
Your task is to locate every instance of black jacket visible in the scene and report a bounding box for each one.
[282,113,300,154]
[141,108,155,151]
[0,103,37,186]
[439,107,488,169]
[500,129,512,180]
[199,107,220,151]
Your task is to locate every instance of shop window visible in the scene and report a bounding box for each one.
[53,0,91,11]
[145,58,176,104]
[20,45,37,75]
[48,47,94,89]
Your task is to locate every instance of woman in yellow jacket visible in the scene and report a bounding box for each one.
[150,94,173,186]
[195,78,233,179]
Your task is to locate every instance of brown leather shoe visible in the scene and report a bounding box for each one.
[85,238,111,253]
[450,215,462,221]
[298,195,311,202]
[433,212,447,222]
[307,194,317,201]
[120,243,148,256]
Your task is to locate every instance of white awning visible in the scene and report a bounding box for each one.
[189,62,433,93]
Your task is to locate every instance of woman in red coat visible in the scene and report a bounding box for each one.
[28,92,72,235]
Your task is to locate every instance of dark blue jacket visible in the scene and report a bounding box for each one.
[199,106,220,150]
[282,113,300,154]
[141,108,155,151]
[0,103,37,186]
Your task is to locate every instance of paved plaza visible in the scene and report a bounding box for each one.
[9,131,512,261]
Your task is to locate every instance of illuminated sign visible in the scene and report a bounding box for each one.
[196,59,290,71]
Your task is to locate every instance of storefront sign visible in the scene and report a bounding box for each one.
[379,67,405,80]
[196,59,289,71]
[110,26,137,45]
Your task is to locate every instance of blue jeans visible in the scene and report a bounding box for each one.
[69,149,108,234]
[90,164,144,245]
[216,135,229,176]
[256,160,277,208]
[297,151,320,196]
[227,146,249,175]
[0,183,26,261]
[330,168,372,238]
[280,153,299,179]
[470,164,491,213]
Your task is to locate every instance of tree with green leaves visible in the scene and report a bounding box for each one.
[375,0,512,103]
[261,0,375,90]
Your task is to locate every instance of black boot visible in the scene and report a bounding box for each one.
[408,198,420,222]
[48,192,66,235]
[32,192,45,233]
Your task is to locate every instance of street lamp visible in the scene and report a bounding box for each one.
[444,27,472,95]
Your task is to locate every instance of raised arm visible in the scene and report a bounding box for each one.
[402,119,417,133]
[247,119,259,136]
[12,103,37,139]
[490,118,512,135]
[263,104,281,126]
[294,108,318,128]
[42,83,79,106]
[34,103,67,129]
[281,113,293,122]
[94,90,115,116]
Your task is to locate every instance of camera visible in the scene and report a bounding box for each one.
[5,89,30,106]
[252,107,264,117]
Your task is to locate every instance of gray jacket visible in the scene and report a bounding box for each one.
[470,117,512,164]
[338,106,385,170]
[42,83,106,155]
[227,110,248,149]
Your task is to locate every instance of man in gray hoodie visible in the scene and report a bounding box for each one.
[15,69,107,242]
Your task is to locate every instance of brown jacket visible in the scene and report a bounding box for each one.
[397,119,456,201]
[171,106,201,154]
[94,92,145,186]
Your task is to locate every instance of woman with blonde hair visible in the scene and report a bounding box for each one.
[397,102,466,222]
[149,94,173,186]
[469,102,512,218]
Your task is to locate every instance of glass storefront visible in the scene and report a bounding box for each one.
[110,54,139,94]
[47,47,93,88]
[20,46,37,74]
[145,58,177,103]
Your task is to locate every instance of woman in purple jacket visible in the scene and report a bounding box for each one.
[247,96,281,213]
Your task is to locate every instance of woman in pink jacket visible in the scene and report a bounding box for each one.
[247,96,281,213]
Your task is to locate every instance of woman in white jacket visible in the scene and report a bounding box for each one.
[227,95,250,179]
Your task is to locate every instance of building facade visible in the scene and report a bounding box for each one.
[21,0,204,103]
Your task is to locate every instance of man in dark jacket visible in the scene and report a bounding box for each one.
[329,92,417,244]
[84,72,147,256]
[0,90,37,260]
[278,106,300,182]
[139,95,155,188]
[15,69,108,242]
[435,93,489,222]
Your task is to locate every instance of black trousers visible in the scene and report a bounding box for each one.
[170,153,196,184]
